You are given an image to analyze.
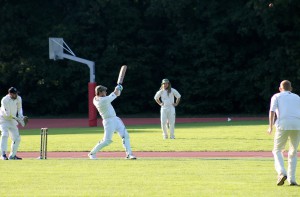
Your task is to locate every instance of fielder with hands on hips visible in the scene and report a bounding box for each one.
[154,79,181,139]
[0,87,27,160]
[88,84,136,160]
[268,80,300,186]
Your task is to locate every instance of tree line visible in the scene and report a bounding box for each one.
[0,0,300,117]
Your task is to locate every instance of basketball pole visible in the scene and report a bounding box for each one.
[49,38,97,127]
[61,54,97,127]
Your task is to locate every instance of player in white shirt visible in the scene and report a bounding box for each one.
[268,80,300,186]
[154,79,181,139]
[88,85,136,160]
[0,87,25,160]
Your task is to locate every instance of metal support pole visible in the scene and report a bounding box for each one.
[62,53,95,83]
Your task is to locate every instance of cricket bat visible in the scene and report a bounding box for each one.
[117,65,127,85]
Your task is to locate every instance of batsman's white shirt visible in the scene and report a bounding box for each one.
[154,88,181,108]
[93,93,117,119]
[270,91,300,130]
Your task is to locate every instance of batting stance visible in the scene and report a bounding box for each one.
[154,79,181,139]
[0,87,26,160]
[88,85,136,160]
[268,80,300,186]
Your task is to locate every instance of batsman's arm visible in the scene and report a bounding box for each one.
[113,85,122,97]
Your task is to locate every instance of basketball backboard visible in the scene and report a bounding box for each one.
[49,37,64,60]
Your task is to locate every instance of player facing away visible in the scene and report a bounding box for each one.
[88,85,136,160]
[0,87,25,160]
[268,80,300,186]
[154,79,181,139]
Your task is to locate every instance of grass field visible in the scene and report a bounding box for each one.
[1,159,299,197]
[1,120,299,197]
[18,120,272,152]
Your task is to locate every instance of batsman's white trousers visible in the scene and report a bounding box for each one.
[0,119,21,157]
[160,106,176,138]
[272,129,300,183]
[90,117,132,155]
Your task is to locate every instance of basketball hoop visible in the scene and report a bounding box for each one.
[49,37,97,127]
[49,37,95,83]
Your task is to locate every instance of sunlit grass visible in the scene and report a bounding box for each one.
[19,120,273,152]
[0,159,299,197]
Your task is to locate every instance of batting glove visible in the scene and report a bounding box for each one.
[116,84,123,91]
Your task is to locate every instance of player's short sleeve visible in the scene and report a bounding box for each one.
[154,90,162,100]
[172,88,181,99]
[270,94,278,112]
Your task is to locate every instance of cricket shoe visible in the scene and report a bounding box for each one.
[1,154,8,160]
[126,154,137,160]
[8,155,22,160]
[88,153,98,160]
[289,182,299,186]
[277,174,287,186]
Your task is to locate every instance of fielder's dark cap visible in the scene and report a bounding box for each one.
[8,87,18,94]
[95,85,107,93]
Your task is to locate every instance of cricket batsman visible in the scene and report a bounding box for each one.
[88,85,136,160]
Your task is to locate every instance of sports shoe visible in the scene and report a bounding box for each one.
[126,154,137,160]
[277,174,287,186]
[163,136,168,140]
[88,153,97,160]
[170,136,175,139]
[8,155,22,160]
[289,182,299,186]
[1,154,8,160]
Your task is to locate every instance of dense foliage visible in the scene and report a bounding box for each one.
[0,0,300,116]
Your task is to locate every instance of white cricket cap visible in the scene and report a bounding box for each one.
[161,79,170,84]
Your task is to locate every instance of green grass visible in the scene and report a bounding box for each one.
[0,159,299,197]
[2,120,299,197]
[19,120,272,152]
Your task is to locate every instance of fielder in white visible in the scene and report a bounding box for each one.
[88,85,136,160]
[268,80,300,186]
[0,87,25,160]
[154,79,181,139]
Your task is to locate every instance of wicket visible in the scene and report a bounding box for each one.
[40,128,48,159]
